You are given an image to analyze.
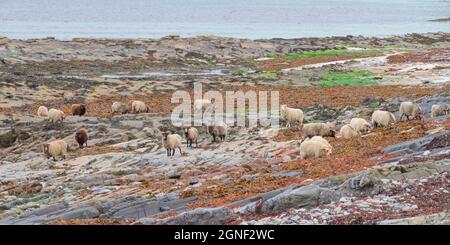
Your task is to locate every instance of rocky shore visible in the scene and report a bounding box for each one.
[0,33,449,225]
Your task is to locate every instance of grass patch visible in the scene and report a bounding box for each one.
[284,49,383,59]
[317,70,379,87]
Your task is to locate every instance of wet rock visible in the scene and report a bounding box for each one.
[261,185,322,212]
[138,207,235,225]
[0,129,20,148]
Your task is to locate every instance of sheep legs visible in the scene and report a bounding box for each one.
[178,147,182,155]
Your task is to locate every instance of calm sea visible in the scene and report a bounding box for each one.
[0,0,449,40]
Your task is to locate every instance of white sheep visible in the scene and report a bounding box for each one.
[131,100,149,113]
[37,106,49,117]
[299,139,332,160]
[184,127,199,148]
[194,99,214,113]
[162,132,182,156]
[301,122,336,138]
[42,139,68,161]
[431,104,449,118]
[111,102,129,114]
[399,101,423,121]
[47,109,65,123]
[371,110,396,127]
[339,125,360,139]
[306,136,332,148]
[350,118,370,133]
[280,104,304,127]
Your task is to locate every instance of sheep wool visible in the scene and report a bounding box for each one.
[207,122,227,142]
[399,101,423,120]
[43,140,68,161]
[431,104,449,118]
[75,128,88,149]
[194,99,213,113]
[299,140,332,160]
[48,109,65,123]
[280,104,304,127]
[162,133,182,156]
[71,104,86,116]
[350,118,370,133]
[340,125,360,139]
[184,127,199,148]
[37,106,49,117]
[131,100,149,113]
[301,122,336,138]
[371,110,396,127]
[111,102,129,114]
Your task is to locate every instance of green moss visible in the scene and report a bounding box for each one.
[317,70,379,87]
[284,49,382,59]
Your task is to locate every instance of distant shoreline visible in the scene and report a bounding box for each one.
[1,32,450,42]
[430,17,450,22]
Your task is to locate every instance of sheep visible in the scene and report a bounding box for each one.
[399,101,423,121]
[280,104,304,127]
[47,109,65,123]
[71,104,86,116]
[339,125,360,139]
[42,140,68,161]
[350,118,370,133]
[131,100,150,113]
[194,99,214,113]
[371,110,396,127]
[184,127,199,148]
[431,104,449,118]
[162,132,182,156]
[207,122,227,142]
[299,139,333,160]
[111,102,129,114]
[75,128,88,149]
[301,122,336,138]
[304,136,332,148]
[37,106,49,117]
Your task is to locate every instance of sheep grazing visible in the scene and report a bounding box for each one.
[75,128,88,149]
[162,132,182,156]
[301,122,336,138]
[431,104,449,118]
[131,100,149,113]
[207,122,227,143]
[37,106,49,117]
[111,102,129,114]
[299,138,333,160]
[71,104,86,116]
[305,136,332,148]
[194,99,214,113]
[399,101,423,121]
[42,139,68,161]
[184,127,199,148]
[280,104,304,127]
[350,118,370,133]
[371,110,396,127]
[339,125,360,139]
[47,109,65,123]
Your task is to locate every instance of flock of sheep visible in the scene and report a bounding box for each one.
[35,99,227,160]
[34,98,448,161]
[281,101,448,160]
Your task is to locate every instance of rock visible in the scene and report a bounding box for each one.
[261,185,322,212]
[0,37,8,45]
[378,212,450,225]
[0,129,20,148]
[138,207,236,225]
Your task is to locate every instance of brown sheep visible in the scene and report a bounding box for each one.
[71,104,87,116]
[184,127,199,148]
[75,128,88,149]
[207,122,227,143]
